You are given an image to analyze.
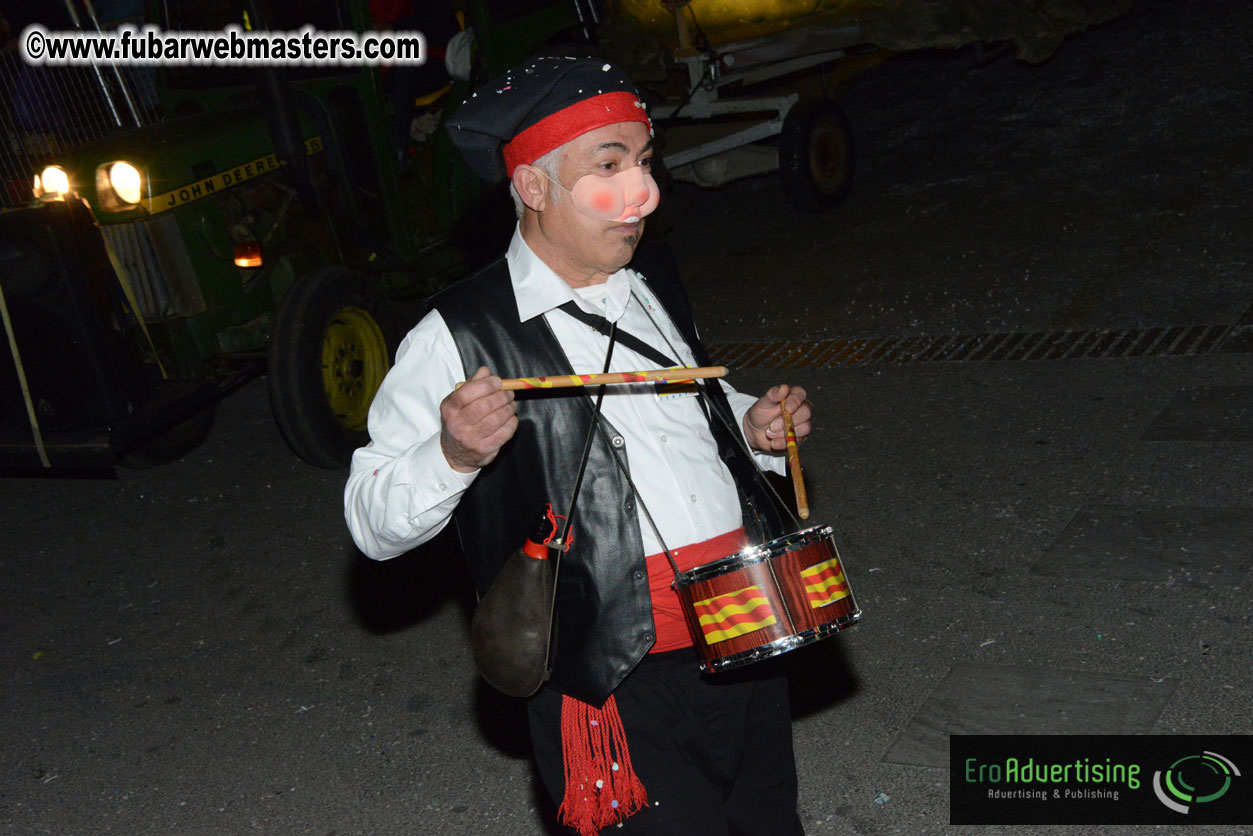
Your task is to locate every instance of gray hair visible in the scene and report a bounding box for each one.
[509,145,564,218]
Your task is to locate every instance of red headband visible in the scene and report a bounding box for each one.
[503,91,651,178]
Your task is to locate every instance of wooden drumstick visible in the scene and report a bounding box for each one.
[780,401,809,520]
[456,366,729,391]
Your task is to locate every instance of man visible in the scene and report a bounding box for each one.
[344,57,813,835]
[369,0,460,153]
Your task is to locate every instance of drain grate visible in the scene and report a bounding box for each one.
[708,321,1248,369]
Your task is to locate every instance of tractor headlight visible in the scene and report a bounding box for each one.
[36,165,70,200]
[108,161,142,205]
[96,161,144,211]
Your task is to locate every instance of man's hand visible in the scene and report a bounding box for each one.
[743,384,812,452]
[440,366,519,473]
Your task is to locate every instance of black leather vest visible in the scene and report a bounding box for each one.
[432,240,785,705]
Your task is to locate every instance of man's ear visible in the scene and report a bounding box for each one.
[512,165,549,212]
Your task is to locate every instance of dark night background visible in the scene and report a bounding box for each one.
[1,1,1250,834]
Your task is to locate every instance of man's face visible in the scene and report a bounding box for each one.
[536,121,655,284]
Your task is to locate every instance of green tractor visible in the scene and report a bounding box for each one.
[0,0,596,470]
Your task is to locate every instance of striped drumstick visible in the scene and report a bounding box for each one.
[780,401,809,520]
[455,366,729,391]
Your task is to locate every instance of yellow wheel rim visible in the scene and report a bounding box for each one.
[809,117,847,192]
[321,306,389,431]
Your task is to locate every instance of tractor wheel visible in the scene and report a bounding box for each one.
[268,268,399,469]
[778,97,855,211]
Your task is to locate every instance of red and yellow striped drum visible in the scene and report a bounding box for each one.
[673,525,861,673]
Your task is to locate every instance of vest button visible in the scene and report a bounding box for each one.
[633,570,644,581]
[643,633,655,644]
[624,500,634,512]
[611,435,625,447]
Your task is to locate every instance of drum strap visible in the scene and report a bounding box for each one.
[625,292,803,534]
[545,321,652,836]
[557,300,717,429]
[553,318,617,547]
[554,300,690,577]
[551,320,618,610]
[556,295,802,579]
[558,301,678,370]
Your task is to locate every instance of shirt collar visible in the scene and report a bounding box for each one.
[507,226,634,324]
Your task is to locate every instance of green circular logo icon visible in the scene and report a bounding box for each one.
[1153,751,1241,814]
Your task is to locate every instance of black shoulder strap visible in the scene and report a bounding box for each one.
[555,301,679,370]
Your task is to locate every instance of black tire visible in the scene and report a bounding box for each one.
[268,268,400,469]
[778,97,855,212]
[119,404,217,468]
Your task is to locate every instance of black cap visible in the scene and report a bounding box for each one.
[446,57,650,183]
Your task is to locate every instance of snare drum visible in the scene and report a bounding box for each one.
[673,525,861,672]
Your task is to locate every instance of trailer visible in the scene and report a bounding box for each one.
[602,0,1131,209]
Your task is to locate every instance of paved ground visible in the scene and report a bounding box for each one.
[2,1,1249,834]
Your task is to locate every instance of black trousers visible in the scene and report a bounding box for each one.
[527,649,806,836]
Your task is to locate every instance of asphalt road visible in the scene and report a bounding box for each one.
[2,1,1250,834]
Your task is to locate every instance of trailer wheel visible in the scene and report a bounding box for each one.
[779,97,855,211]
[268,268,399,469]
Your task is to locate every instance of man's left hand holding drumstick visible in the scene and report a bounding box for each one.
[742,384,812,452]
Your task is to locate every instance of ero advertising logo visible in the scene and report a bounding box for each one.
[1153,750,1241,814]
[951,735,1250,825]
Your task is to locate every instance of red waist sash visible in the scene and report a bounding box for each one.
[645,528,749,653]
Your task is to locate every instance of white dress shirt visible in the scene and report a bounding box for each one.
[343,227,784,561]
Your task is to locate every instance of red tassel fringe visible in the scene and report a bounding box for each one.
[558,694,648,835]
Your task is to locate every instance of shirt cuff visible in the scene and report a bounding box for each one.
[727,391,787,476]
[406,434,479,517]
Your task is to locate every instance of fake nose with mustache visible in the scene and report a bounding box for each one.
[540,165,661,223]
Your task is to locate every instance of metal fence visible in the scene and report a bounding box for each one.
[0,2,160,209]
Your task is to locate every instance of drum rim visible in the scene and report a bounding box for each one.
[698,606,861,673]
[673,524,835,587]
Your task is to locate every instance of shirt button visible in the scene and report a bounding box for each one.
[690,494,698,503]
[611,435,625,448]
[660,434,668,443]
[437,482,447,491]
